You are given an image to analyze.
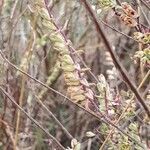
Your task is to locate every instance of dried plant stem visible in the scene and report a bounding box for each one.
[14,75,25,150]
[0,50,145,148]
[0,86,65,150]
[80,0,150,118]
[138,70,150,89]
[34,95,73,140]
[10,0,19,19]
[100,20,136,41]
[99,70,150,150]
[13,21,36,149]
[140,0,150,10]
[0,119,19,150]
[138,2,150,26]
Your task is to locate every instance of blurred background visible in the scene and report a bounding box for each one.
[0,0,149,149]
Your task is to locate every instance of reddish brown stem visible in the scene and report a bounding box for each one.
[80,0,150,118]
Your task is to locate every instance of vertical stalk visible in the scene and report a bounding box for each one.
[14,76,25,150]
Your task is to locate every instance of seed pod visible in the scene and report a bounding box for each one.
[119,14,137,27]
[121,2,139,18]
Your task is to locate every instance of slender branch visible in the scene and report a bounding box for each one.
[100,20,137,41]
[0,50,145,147]
[138,0,150,26]
[34,95,73,140]
[10,0,19,19]
[14,76,25,150]
[80,0,150,118]
[0,86,65,150]
[140,0,150,10]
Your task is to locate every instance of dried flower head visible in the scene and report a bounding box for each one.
[115,2,138,27]
[121,2,139,18]
[119,13,137,27]
[98,0,116,9]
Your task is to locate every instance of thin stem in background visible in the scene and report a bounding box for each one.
[100,19,137,41]
[10,0,19,19]
[34,94,73,140]
[0,86,65,150]
[0,119,19,150]
[14,76,25,150]
[140,0,150,10]
[138,0,150,26]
